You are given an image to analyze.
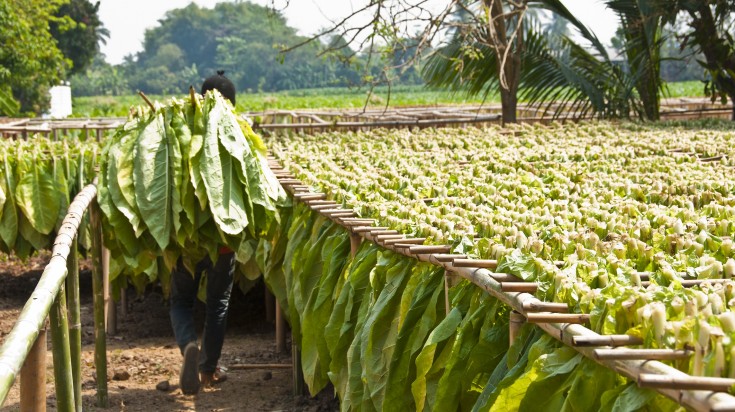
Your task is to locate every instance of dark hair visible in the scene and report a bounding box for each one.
[201,70,236,104]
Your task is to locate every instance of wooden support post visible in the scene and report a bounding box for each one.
[119,285,127,319]
[275,302,286,354]
[49,285,75,412]
[509,311,525,346]
[292,341,305,396]
[65,238,82,412]
[350,233,362,258]
[444,271,451,315]
[265,288,275,323]
[20,329,46,412]
[90,200,108,407]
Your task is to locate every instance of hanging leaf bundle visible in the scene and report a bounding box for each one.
[0,139,97,258]
[98,91,287,294]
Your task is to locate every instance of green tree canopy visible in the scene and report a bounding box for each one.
[50,0,109,76]
[0,0,69,114]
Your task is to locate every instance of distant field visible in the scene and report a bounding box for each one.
[71,81,707,118]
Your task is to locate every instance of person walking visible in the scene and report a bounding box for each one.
[170,71,237,395]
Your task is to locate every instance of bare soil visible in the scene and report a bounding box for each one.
[0,252,338,411]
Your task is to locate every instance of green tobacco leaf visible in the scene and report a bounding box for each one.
[164,106,184,243]
[360,253,414,411]
[384,265,444,411]
[301,229,350,394]
[412,307,464,412]
[200,97,248,235]
[187,95,207,210]
[326,242,378,402]
[0,155,17,248]
[15,160,60,235]
[133,112,173,250]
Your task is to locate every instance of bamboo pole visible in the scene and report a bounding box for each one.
[452,259,498,269]
[522,300,568,313]
[90,199,108,407]
[49,285,75,412]
[594,349,691,361]
[509,311,526,346]
[525,313,590,324]
[65,238,82,412]
[0,184,97,408]
[638,374,735,392]
[292,341,305,396]
[229,363,292,370]
[19,329,46,412]
[103,247,116,335]
[572,335,643,347]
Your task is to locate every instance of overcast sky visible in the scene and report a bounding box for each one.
[98,0,619,65]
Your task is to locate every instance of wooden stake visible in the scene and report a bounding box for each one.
[509,311,526,346]
[275,302,286,354]
[350,233,362,258]
[19,329,46,412]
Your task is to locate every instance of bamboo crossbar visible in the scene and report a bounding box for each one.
[0,183,98,407]
[452,259,498,269]
[572,335,643,347]
[271,160,735,412]
[593,349,691,361]
[638,374,735,392]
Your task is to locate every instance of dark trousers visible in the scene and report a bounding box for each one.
[169,253,235,373]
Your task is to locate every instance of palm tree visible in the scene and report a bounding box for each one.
[424,0,668,121]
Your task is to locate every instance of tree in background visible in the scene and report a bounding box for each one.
[659,1,735,120]
[50,0,109,76]
[0,0,69,114]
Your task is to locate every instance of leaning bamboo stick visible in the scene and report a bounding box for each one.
[594,349,691,361]
[294,193,326,200]
[49,284,75,412]
[90,199,108,408]
[431,254,468,263]
[383,238,425,246]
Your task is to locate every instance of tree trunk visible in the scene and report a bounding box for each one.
[486,0,523,125]
[689,5,735,121]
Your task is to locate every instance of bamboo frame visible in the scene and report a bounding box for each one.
[0,183,97,408]
[638,374,735,392]
[271,160,735,411]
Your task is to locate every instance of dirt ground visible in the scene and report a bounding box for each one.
[0,252,338,412]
